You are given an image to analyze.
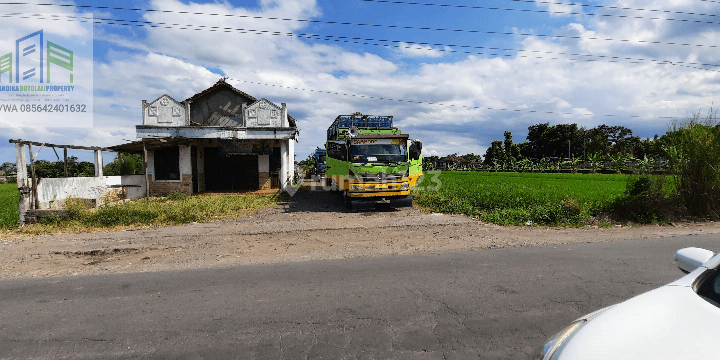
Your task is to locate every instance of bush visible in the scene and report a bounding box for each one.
[610,175,682,223]
[664,109,720,218]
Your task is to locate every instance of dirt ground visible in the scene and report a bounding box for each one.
[2,180,720,280]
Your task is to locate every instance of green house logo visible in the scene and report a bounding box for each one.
[0,30,73,84]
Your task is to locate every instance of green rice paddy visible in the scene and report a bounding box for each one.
[412,171,628,226]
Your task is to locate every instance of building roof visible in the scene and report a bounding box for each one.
[183,78,256,104]
[183,78,297,128]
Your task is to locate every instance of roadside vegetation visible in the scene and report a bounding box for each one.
[413,172,626,226]
[611,110,720,223]
[0,182,20,230]
[7,192,284,236]
[418,109,720,225]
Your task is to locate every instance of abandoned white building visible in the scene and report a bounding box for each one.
[10,79,299,223]
[111,78,299,196]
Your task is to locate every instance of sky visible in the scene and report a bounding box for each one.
[0,0,718,165]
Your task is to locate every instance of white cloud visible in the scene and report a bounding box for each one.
[5,0,719,163]
[535,0,584,17]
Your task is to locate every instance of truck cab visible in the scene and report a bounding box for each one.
[325,115,422,209]
[313,149,327,178]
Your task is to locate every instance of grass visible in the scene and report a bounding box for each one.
[0,182,20,230]
[7,192,286,236]
[412,171,629,226]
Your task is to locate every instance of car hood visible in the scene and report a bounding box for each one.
[556,284,720,360]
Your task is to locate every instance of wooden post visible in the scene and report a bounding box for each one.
[63,147,68,177]
[28,144,39,210]
[15,143,28,224]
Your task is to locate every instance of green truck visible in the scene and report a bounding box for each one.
[325,115,423,209]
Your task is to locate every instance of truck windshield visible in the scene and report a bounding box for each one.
[350,144,407,163]
[318,155,326,163]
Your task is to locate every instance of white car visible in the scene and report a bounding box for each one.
[531,247,720,360]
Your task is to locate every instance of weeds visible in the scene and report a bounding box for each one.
[14,193,282,235]
[610,108,720,223]
[610,175,681,224]
[664,109,720,218]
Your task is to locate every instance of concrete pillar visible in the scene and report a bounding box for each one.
[281,103,288,127]
[145,149,155,181]
[280,140,288,191]
[15,143,27,188]
[94,150,103,177]
[288,138,295,186]
[15,143,28,224]
[179,145,192,178]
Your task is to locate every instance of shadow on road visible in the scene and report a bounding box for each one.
[282,177,410,214]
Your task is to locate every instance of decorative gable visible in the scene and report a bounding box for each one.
[245,98,287,127]
[142,95,186,126]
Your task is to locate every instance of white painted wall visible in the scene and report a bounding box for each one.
[35,175,147,209]
[258,155,269,173]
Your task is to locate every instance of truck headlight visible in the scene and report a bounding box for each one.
[530,320,586,360]
[350,185,363,191]
[400,183,409,190]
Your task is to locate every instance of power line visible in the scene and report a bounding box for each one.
[362,0,720,21]
[1,2,719,47]
[224,77,675,119]
[0,13,683,119]
[2,0,719,28]
[3,12,718,72]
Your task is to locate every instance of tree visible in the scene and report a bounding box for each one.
[422,155,439,170]
[104,153,144,176]
[29,156,95,177]
[483,141,505,167]
[526,123,581,159]
[0,162,16,175]
[503,131,520,161]
[297,152,315,171]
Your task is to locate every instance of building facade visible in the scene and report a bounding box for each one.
[113,78,299,196]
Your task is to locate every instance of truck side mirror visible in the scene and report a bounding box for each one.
[409,140,422,160]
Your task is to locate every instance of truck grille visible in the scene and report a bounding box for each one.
[357,173,404,182]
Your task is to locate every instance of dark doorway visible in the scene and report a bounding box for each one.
[203,147,259,191]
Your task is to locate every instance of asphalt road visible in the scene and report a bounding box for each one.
[1,233,719,360]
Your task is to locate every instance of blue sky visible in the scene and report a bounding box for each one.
[0,0,718,165]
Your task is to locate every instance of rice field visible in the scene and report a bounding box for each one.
[412,171,628,226]
[0,182,19,230]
